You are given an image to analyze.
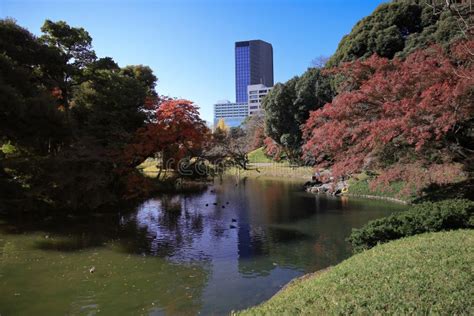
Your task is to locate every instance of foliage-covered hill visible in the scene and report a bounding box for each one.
[262,0,472,178]
[327,0,467,66]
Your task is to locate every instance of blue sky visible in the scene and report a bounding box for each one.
[1,0,385,122]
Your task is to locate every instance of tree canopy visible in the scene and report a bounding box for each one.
[302,41,474,193]
[326,0,468,67]
[0,19,163,209]
[262,69,334,160]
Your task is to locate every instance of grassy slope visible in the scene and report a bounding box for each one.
[247,147,274,163]
[237,230,474,315]
[347,173,412,202]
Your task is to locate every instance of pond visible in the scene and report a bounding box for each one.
[0,176,406,315]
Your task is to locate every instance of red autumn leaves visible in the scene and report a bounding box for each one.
[301,41,473,191]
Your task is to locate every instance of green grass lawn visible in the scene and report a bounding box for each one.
[347,172,412,202]
[226,165,313,180]
[247,147,274,163]
[236,230,474,315]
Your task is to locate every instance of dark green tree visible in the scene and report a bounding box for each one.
[121,65,158,97]
[39,20,97,123]
[327,0,467,67]
[72,68,150,148]
[263,69,334,161]
[0,18,68,153]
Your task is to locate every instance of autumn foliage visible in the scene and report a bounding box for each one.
[302,41,473,192]
[125,99,209,168]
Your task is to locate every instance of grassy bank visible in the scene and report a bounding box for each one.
[346,173,412,202]
[236,230,474,315]
[226,164,313,180]
[247,147,274,163]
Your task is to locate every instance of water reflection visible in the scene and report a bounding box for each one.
[0,176,406,315]
[121,177,405,313]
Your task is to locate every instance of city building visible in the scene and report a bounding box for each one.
[213,100,248,128]
[213,39,274,128]
[247,84,272,116]
[235,40,273,103]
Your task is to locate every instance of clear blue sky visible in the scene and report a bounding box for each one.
[1,0,385,122]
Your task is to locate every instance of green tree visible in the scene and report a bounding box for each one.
[263,69,334,161]
[72,69,150,148]
[327,0,467,67]
[0,19,68,153]
[40,20,97,123]
[121,65,157,97]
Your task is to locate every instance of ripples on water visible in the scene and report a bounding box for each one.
[0,176,406,315]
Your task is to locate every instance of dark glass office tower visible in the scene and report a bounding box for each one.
[235,40,273,103]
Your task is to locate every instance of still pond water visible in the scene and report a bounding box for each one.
[0,177,406,315]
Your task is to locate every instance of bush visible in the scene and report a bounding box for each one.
[348,199,474,252]
[236,230,474,315]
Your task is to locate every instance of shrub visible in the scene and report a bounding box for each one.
[348,199,474,252]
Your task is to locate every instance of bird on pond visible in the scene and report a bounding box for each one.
[229,225,236,229]
[231,219,237,222]
[89,266,96,274]
[213,202,217,205]
[205,204,209,207]
[222,205,225,209]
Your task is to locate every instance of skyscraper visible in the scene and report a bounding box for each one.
[235,40,273,103]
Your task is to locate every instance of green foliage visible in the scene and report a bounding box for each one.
[237,230,474,315]
[247,147,274,163]
[348,199,474,252]
[0,141,16,154]
[327,1,466,66]
[40,19,96,69]
[0,19,159,210]
[72,69,149,148]
[0,19,69,153]
[347,175,409,200]
[121,65,157,96]
[263,69,334,159]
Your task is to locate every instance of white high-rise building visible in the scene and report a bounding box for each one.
[247,84,272,116]
[213,100,248,128]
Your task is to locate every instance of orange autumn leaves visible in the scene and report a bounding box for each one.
[125,99,209,168]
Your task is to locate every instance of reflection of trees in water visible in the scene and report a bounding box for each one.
[0,228,211,315]
[0,204,212,314]
[235,191,401,277]
[237,225,315,276]
[120,196,209,259]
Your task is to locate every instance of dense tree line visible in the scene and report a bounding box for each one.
[0,19,207,210]
[261,0,472,193]
[327,0,468,66]
[302,41,473,193]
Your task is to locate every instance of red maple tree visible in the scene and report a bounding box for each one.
[125,99,209,168]
[302,41,473,193]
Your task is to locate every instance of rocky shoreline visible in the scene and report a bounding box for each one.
[303,170,409,204]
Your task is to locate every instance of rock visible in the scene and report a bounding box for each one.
[304,180,322,188]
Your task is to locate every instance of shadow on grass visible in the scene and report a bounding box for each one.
[414,178,474,203]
